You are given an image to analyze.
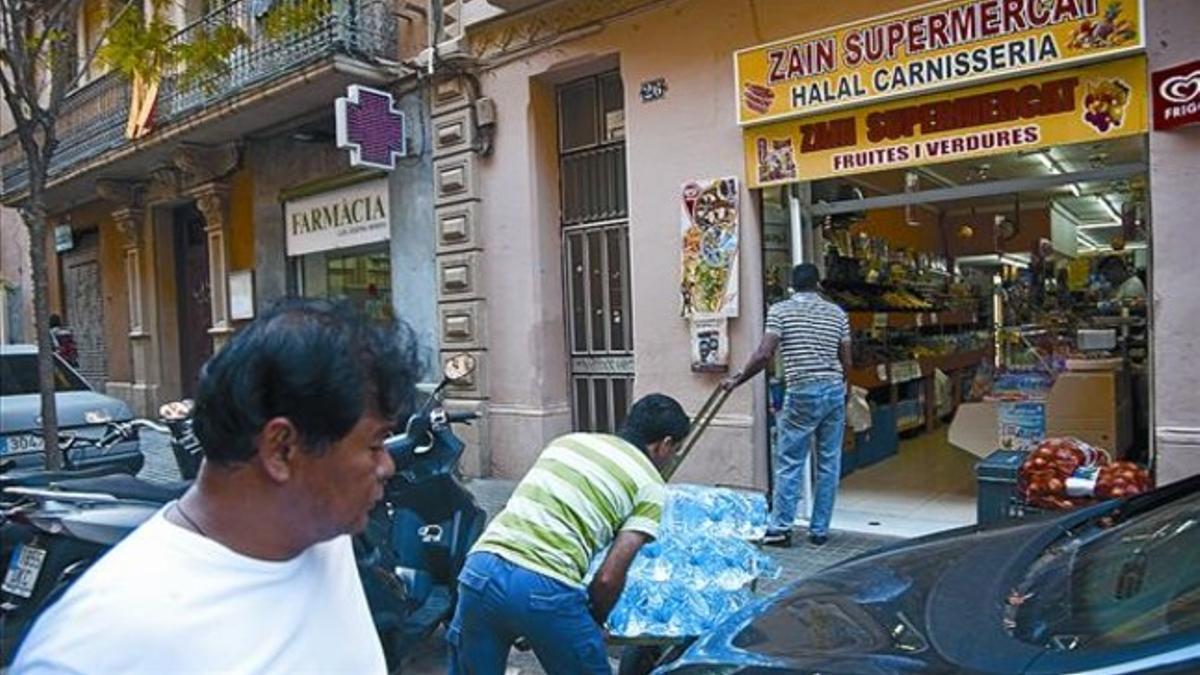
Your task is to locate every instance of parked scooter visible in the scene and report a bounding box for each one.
[357,352,487,666]
[1,354,486,671]
[0,408,196,662]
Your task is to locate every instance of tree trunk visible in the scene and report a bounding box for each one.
[25,199,62,471]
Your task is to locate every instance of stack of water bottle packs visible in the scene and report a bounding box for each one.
[586,484,780,638]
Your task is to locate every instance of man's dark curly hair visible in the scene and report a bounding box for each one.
[192,297,422,465]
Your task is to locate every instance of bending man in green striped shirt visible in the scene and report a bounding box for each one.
[447,394,690,675]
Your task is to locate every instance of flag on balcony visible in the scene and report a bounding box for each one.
[126,73,159,140]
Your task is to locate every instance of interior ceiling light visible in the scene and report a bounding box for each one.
[905,172,921,226]
[1099,196,1122,221]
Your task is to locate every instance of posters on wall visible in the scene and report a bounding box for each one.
[681,177,739,372]
[680,177,740,317]
[734,0,1144,125]
[690,315,730,372]
[744,55,1148,187]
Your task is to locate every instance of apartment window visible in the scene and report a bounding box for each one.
[77,0,121,82]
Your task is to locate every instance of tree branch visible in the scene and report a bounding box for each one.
[0,2,39,135]
[61,0,138,95]
[28,0,76,63]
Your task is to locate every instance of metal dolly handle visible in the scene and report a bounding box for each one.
[665,385,731,481]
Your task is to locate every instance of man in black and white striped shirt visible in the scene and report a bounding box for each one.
[723,264,851,547]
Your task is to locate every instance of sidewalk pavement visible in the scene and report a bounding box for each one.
[137,434,899,674]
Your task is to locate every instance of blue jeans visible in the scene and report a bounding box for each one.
[447,552,609,675]
[770,379,847,536]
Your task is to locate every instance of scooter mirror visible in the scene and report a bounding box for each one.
[443,353,477,382]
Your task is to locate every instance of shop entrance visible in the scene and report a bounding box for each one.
[60,229,107,388]
[173,203,212,399]
[557,71,634,434]
[762,137,1152,537]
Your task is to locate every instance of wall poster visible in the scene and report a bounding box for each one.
[680,177,740,318]
[690,315,730,372]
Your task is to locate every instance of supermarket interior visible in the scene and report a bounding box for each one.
[759,136,1152,537]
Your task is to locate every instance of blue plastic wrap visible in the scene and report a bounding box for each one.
[586,484,778,638]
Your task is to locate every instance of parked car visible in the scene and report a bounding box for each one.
[658,474,1200,674]
[0,345,142,474]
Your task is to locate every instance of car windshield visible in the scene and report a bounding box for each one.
[1012,489,1200,651]
[0,354,90,396]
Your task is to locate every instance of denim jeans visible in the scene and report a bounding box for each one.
[770,379,847,536]
[447,552,609,675]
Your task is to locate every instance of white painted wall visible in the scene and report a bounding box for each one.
[1147,0,1200,484]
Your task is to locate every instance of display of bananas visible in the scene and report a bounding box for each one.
[881,290,934,310]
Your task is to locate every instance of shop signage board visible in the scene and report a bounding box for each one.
[284,178,390,257]
[734,0,1144,126]
[1151,60,1200,131]
[744,55,1147,187]
[53,225,74,253]
[335,85,408,170]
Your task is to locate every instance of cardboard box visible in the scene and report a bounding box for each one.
[1045,370,1132,458]
[949,401,999,459]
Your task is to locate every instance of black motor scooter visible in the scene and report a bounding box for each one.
[0,408,195,663]
[358,352,487,666]
[0,355,487,671]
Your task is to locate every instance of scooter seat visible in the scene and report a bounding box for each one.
[52,474,190,503]
[1,464,129,490]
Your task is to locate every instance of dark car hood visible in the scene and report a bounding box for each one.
[661,518,1076,674]
[0,391,133,432]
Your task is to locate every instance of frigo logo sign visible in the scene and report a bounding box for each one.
[284,178,390,256]
[1152,60,1200,131]
[734,0,1144,125]
[745,56,1147,187]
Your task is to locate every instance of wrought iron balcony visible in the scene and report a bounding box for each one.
[1,0,398,198]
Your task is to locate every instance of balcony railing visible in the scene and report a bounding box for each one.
[1,0,398,197]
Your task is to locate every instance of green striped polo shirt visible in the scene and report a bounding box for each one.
[472,433,665,588]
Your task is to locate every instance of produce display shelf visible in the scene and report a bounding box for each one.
[848,309,979,331]
[850,348,992,390]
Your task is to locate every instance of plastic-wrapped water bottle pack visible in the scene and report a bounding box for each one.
[661,484,770,539]
[586,484,779,638]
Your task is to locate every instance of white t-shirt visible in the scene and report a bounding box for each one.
[1117,275,1147,300]
[13,506,386,675]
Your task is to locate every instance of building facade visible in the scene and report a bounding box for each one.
[4,0,1197,494]
[0,0,440,412]
[436,0,1200,492]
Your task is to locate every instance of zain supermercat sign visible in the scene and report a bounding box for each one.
[734,0,1144,126]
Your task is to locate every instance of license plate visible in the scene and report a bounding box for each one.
[3,544,47,598]
[1,433,45,455]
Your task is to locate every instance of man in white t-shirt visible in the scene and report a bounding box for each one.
[1099,256,1147,304]
[12,298,422,675]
